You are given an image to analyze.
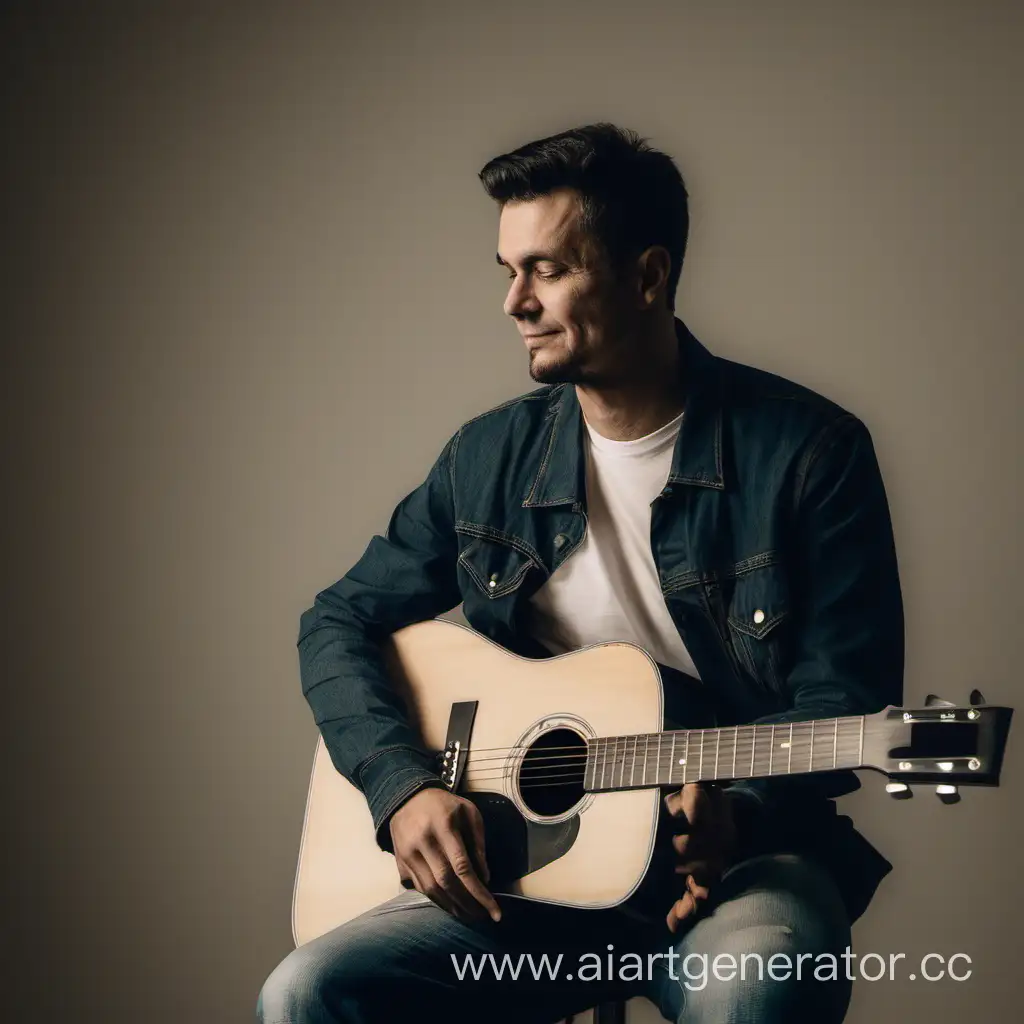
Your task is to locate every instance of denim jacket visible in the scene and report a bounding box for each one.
[298,319,903,919]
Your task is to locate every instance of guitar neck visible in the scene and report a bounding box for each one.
[585,717,865,791]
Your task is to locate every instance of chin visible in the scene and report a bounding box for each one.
[528,358,586,385]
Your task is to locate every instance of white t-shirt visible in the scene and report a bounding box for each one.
[525,408,701,680]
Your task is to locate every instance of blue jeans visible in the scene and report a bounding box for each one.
[257,853,852,1024]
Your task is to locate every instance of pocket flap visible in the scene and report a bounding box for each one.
[726,562,790,640]
[458,534,536,599]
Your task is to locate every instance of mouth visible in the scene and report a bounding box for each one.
[523,330,560,340]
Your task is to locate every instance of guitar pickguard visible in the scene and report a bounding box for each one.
[466,791,580,886]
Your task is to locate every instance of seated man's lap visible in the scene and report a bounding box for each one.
[258,853,852,1024]
[257,888,649,1023]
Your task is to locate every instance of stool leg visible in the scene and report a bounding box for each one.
[593,1000,627,1024]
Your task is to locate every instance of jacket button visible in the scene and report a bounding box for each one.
[753,609,765,625]
[488,573,499,589]
[554,534,567,549]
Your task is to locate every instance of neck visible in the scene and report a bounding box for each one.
[585,717,867,792]
[575,315,684,441]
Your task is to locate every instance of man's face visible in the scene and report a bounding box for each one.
[496,188,634,385]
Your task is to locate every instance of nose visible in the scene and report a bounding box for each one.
[503,274,541,320]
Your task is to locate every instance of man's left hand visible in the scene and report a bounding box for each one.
[663,783,738,933]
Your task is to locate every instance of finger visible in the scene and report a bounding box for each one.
[395,854,415,889]
[671,832,691,857]
[671,829,715,860]
[406,851,458,917]
[674,859,720,888]
[663,787,688,819]
[686,874,711,903]
[664,783,706,822]
[418,838,487,923]
[461,802,491,886]
[437,825,502,923]
[679,782,704,825]
[665,889,701,934]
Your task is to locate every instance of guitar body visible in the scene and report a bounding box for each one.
[292,618,1014,948]
[293,619,665,947]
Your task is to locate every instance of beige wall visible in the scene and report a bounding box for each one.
[5,1,1022,1021]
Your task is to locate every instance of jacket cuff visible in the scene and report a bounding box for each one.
[356,745,445,852]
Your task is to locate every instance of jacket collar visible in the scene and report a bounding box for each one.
[522,317,725,508]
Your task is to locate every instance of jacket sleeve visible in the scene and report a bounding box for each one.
[724,413,905,825]
[297,431,464,851]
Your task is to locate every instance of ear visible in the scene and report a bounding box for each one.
[636,245,672,309]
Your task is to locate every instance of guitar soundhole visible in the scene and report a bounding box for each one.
[517,727,586,817]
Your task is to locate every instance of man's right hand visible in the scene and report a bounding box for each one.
[388,786,502,924]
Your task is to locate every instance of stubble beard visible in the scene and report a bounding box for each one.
[527,349,590,385]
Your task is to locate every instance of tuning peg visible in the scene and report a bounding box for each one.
[935,784,960,804]
[925,694,956,707]
[886,782,912,799]
[970,689,986,706]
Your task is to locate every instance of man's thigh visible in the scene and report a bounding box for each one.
[257,888,655,1024]
[645,853,854,1024]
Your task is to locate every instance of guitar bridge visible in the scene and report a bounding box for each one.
[440,740,461,789]
[439,700,478,792]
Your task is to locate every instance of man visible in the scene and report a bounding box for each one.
[258,123,903,1023]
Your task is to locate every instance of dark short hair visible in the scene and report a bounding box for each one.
[478,123,689,311]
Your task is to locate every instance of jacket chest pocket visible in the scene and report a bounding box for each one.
[722,559,791,694]
[457,533,539,600]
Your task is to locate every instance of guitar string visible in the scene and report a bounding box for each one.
[461,764,836,787]
[463,739,849,767]
[462,737,832,766]
[462,758,857,786]
[461,748,853,786]
[435,720,858,788]
[448,719,853,759]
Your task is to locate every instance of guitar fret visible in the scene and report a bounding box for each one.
[585,714,868,792]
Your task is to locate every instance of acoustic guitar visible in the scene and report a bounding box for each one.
[291,618,1012,946]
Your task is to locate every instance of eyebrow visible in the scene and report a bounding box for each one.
[495,250,563,268]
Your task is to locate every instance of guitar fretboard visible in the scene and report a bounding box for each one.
[585,717,865,791]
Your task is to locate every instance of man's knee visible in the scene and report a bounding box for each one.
[675,920,851,1022]
[256,943,359,1024]
[659,855,853,1022]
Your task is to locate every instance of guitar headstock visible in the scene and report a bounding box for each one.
[861,690,1013,802]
